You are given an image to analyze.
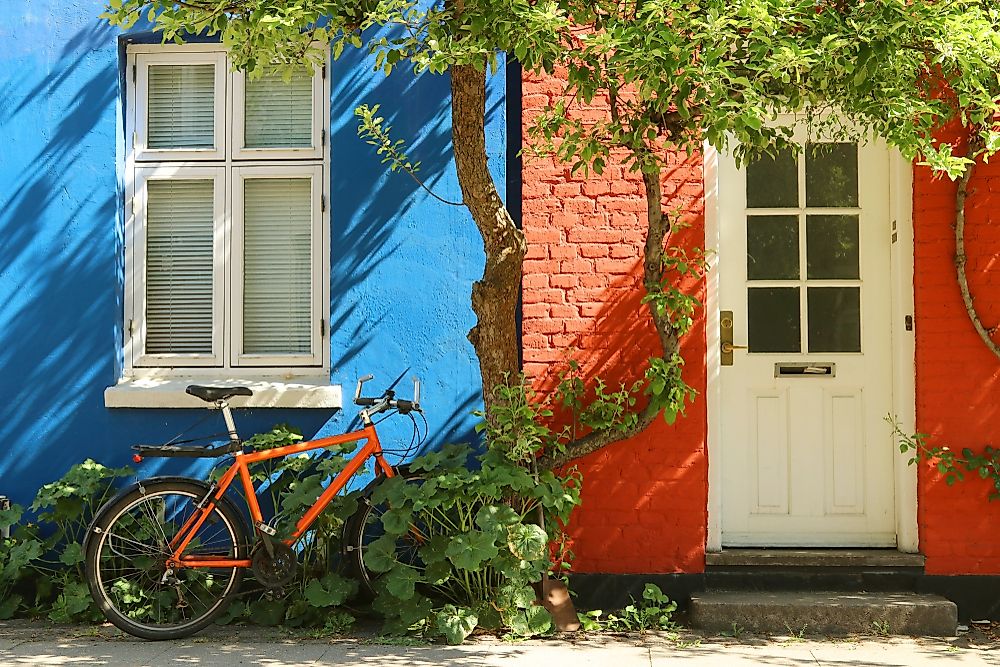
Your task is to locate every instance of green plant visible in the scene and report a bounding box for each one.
[22,460,133,622]
[872,619,891,637]
[212,424,361,630]
[891,418,1000,501]
[602,584,677,633]
[359,381,581,644]
[0,504,41,619]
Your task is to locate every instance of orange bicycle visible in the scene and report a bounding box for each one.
[83,375,423,640]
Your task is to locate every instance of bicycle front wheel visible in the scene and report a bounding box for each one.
[85,478,249,640]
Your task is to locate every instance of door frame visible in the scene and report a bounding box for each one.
[703,142,918,553]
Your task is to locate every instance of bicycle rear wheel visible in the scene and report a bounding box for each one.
[85,478,249,640]
[343,472,427,600]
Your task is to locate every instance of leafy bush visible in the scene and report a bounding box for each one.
[364,382,582,644]
[0,459,133,621]
[212,424,361,630]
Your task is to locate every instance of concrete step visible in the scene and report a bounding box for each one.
[689,591,957,637]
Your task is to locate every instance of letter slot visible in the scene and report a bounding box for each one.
[774,362,835,378]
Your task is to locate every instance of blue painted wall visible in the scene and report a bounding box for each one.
[0,1,504,504]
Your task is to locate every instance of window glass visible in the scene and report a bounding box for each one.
[242,178,313,355]
[747,215,799,280]
[145,179,215,354]
[746,148,798,208]
[748,287,801,353]
[147,64,216,149]
[244,71,313,148]
[808,287,861,352]
[805,143,858,208]
[806,215,859,279]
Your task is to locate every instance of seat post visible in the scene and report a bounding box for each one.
[217,400,240,443]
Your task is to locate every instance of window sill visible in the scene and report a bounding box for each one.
[105,377,342,409]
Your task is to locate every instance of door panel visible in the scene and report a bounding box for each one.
[718,136,896,547]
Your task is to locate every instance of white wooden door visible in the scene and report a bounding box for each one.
[718,138,896,546]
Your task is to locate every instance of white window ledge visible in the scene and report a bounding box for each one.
[105,377,342,409]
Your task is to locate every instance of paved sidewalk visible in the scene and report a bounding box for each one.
[1,619,998,666]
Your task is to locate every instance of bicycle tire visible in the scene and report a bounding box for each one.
[342,470,426,601]
[84,478,249,640]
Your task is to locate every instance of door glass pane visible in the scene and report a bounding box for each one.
[806,215,859,279]
[748,287,801,353]
[243,178,313,355]
[147,64,215,149]
[746,148,798,208]
[244,70,313,148]
[808,287,861,352]
[747,215,799,280]
[806,143,858,207]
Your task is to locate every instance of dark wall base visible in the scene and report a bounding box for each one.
[569,572,1000,621]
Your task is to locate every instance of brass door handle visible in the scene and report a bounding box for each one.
[721,342,748,354]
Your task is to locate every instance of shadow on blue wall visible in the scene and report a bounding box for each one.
[0,6,503,503]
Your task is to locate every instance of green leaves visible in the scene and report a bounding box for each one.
[446,530,500,571]
[506,524,547,562]
[435,604,479,644]
[303,574,356,608]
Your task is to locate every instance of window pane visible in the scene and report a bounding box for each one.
[748,287,801,353]
[747,215,799,280]
[808,287,861,352]
[746,148,798,208]
[806,143,858,208]
[147,64,215,149]
[243,178,312,355]
[244,70,313,148]
[145,180,215,354]
[807,215,859,279]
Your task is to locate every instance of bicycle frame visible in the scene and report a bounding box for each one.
[164,424,396,570]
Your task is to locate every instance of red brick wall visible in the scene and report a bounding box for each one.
[521,71,708,573]
[523,74,1000,576]
[912,145,1000,575]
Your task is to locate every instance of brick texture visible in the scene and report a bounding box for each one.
[521,70,708,574]
[522,76,1000,577]
[912,129,1000,575]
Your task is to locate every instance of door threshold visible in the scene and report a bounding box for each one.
[706,548,925,568]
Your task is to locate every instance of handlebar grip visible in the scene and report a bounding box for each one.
[355,397,377,406]
[395,399,414,413]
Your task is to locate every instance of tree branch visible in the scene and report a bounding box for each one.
[954,130,1000,359]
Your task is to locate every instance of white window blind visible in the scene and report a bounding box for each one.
[244,71,313,148]
[147,64,216,149]
[242,178,314,355]
[144,179,216,355]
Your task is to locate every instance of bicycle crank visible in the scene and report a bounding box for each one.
[251,542,297,589]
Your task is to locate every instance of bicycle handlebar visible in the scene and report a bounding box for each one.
[353,375,422,415]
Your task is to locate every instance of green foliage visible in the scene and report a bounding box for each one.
[0,460,133,621]
[891,418,1000,501]
[368,384,581,643]
[577,584,677,633]
[213,424,360,630]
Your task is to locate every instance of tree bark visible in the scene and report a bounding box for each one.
[954,135,1000,360]
[450,63,526,417]
[540,168,680,470]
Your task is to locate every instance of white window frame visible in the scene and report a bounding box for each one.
[231,165,324,367]
[131,166,227,368]
[133,50,228,162]
[231,67,326,160]
[122,44,331,381]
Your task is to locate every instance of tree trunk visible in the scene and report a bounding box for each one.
[450,63,526,417]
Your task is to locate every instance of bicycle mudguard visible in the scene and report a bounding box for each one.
[83,476,250,554]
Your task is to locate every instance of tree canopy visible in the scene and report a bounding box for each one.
[105,0,1000,467]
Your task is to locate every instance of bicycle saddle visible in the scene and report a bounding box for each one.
[186,385,254,402]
